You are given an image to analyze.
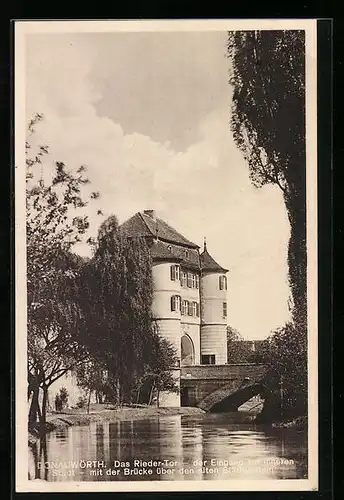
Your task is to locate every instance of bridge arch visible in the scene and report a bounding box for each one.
[198,382,267,412]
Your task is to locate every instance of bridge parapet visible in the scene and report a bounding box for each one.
[181,364,268,380]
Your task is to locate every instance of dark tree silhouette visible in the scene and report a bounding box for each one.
[227,30,306,328]
[76,215,178,404]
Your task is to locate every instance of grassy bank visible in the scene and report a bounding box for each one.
[28,405,205,445]
[271,415,307,430]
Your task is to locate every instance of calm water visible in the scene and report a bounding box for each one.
[29,413,307,482]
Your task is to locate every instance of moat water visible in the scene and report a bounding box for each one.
[28,413,308,482]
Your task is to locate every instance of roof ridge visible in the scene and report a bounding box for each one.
[138,211,155,237]
[155,216,199,248]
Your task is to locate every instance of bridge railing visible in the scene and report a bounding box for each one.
[181,364,269,380]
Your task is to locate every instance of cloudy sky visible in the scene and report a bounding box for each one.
[25,30,291,339]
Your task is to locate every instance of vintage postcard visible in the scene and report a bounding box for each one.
[15,19,318,492]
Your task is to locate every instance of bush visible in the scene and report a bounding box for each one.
[76,396,87,409]
[55,387,69,411]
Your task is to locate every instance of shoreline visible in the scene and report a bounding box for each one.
[28,406,307,446]
[28,406,205,445]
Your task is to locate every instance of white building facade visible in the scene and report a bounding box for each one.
[121,210,229,406]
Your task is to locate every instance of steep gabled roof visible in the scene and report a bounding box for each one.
[120,212,153,239]
[120,211,199,249]
[150,240,183,262]
[200,246,228,273]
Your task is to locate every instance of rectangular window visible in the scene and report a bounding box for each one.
[201,354,216,365]
[180,272,187,287]
[187,272,192,288]
[182,300,188,316]
[170,265,180,281]
[219,275,227,290]
[196,302,200,317]
[171,295,181,312]
[195,274,200,289]
[191,274,196,288]
[191,301,196,316]
[223,302,227,318]
[187,301,193,316]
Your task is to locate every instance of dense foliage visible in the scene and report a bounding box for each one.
[76,215,179,404]
[227,326,255,363]
[227,30,306,326]
[227,31,308,417]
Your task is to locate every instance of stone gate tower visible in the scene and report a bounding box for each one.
[120,210,229,406]
[200,239,228,365]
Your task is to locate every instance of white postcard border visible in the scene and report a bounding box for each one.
[15,18,318,493]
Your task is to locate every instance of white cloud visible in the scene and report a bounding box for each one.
[25,32,291,339]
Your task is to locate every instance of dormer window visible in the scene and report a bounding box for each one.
[184,250,189,259]
[170,265,180,281]
[167,245,172,252]
[219,275,227,290]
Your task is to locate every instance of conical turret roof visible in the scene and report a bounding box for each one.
[200,240,228,273]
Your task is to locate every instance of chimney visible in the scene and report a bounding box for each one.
[144,210,155,220]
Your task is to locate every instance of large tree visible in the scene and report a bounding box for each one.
[76,215,178,404]
[227,30,306,327]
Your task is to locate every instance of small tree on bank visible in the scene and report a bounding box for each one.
[227,326,255,363]
[26,114,99,428]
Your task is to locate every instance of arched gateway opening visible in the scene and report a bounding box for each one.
[181,334,195,366]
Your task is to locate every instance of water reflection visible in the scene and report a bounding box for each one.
[28,413,307,482]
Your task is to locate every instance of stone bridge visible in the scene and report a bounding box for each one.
[180,364,276,412]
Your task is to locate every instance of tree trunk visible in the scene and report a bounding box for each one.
[136,384,141,404]
[115,379,120,407]
[148,382,155,406]
[87,389,92,414]
[28,384,40,428]
[284,191,307,329]
[40,386,48,432]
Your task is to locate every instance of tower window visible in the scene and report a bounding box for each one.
[219,275,227,290]
[171,295,181,312]
[170,265,180,281]
[223,302,227,318]
[202,354,216,365]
